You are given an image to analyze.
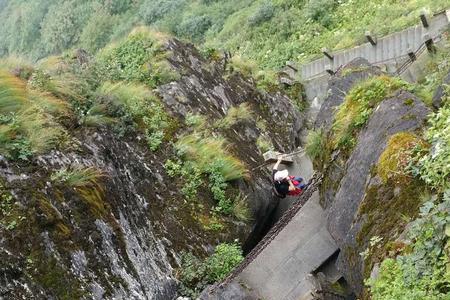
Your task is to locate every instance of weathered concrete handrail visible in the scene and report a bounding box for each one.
[299,9,450,80]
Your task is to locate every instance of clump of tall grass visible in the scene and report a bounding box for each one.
[305,129,325,161]
[214,103,253,129]
[0,71,27,113]
[232,193,252,222]
[51,166,105,188]
[0,70,67,159]
[176,133,247,181]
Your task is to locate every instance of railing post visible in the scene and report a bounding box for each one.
[325,64,334,75]
[322,47,334,60]
[407,48,416,61]
[365,31,377,46]
[420,10,429,28]
[423,34,436,53]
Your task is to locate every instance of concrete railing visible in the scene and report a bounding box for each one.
[300,9,450,80]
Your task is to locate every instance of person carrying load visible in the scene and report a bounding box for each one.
[272,156,307,198]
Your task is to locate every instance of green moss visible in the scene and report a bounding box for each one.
[377,132,426,184]
[29,251,85,300]
[403,98,414,106]
[356,179,426,279]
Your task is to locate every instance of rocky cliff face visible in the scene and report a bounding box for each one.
[0,38,303,299]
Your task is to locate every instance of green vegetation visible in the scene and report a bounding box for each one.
[51,166,105,188]
[368,191,450,300]
[214,103,252,129]
[332,76,408,152]
[377,132,426,185]
[51,166,108,218]
[97,81,171,150]
[305,129,326,161]
[2,0,449,70]
[95,28,177,87]
[178,242,244,298]
[0,71,67,160]
[412,101,450,191]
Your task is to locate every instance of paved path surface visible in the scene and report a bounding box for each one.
[237,192,337,300]
[234,154,338,300]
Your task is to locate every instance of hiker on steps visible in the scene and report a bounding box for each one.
[272,156,307,198]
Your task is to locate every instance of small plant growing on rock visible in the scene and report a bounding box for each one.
[51,166,105,188]
[214,103,253,129]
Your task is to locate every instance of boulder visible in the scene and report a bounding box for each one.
[326,91,430,294]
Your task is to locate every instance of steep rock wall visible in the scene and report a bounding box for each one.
[0,39,304,299]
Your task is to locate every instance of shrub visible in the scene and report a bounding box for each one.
[226,55,257,78]
[412,101,450,190]
[179,242,244,297]
[177,15,212,41]
[139,0,186,25]
[101,0,133,15]
[80,11,117,53]
[248,1,275,26]
[95,27,177,87]
[305,0,338,28]
[165,159,203,201]
[97,81,170,150]
[40,1,92,54]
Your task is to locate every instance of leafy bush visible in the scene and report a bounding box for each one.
[248,1,275,26]
[165,159,203,201]
[305,0,338,28]
[96,27,178,87]
[40,1,92,55]
[177,15,212,41]
[80,10,118,53]
[179,242,244,297]
[101,0,133,15]
[97,81,170,150]
[412,101,450,190]
[139,0,186,25]
[368,191,450,299]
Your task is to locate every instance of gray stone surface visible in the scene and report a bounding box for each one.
[326,90,430,294]
[238,192,338,300]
